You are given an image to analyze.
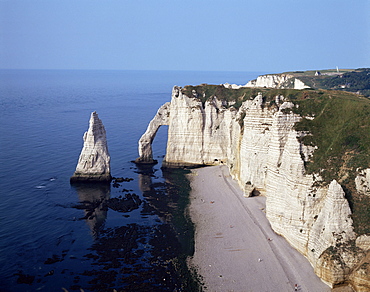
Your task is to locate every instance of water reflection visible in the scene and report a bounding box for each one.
[136,164,194,256]
[72,183,111,237]
[66,166,199,291]
[135,164,171,221]
[137,165,155,193]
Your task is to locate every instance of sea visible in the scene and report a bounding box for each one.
[0,69,263,292]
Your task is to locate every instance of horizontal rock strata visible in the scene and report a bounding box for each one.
[137,85,369,290]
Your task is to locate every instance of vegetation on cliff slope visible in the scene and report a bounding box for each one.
[292,91,370,181]
[291,90,370,235]
[182,84,262,109]
[182,84,295,109]
[182,84,370,234]
[285,68,370,97]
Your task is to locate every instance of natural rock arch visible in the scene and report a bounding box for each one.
[135,102,171,164]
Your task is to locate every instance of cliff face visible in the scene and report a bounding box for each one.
[162,87,239,167]
[137,86,370,289]
[246,74,310,89]
[71,111,111,183]
[356,169,370,197]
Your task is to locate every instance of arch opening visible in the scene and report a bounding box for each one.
[135,102,171,165]
[152,125,168,166]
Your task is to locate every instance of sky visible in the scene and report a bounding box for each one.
[0,0,369,72]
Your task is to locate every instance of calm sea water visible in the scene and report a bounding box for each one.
[0,70,263,291]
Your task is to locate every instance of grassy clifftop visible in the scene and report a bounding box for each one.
[284,68,370,97]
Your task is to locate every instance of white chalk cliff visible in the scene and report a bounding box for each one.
[245,73,310,89]
[71,111,111,182]
[137,86,370,290]
[135,102,171,164]
[356,168,370,197]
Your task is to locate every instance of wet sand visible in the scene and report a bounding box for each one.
[187,165,331,292]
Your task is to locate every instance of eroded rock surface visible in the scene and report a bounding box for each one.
[71,111,111,183]
[135,102,170,164]
[356,168,370,197]
[246,73,310,89]
[137,86,369,289]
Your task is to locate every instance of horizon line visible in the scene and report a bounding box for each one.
[0,68,272,73]
[0,67,364,74]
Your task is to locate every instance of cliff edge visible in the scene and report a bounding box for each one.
[137,84,370,290]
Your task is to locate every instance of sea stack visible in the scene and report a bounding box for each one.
[70,111,112,183]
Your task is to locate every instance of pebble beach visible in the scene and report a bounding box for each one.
[187,165,331,292]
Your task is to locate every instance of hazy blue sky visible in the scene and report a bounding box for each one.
[1,0,369,72]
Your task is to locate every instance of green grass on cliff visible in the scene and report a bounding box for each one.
[182,84,262,109]
[182,84,303,109]
[285,68,370,97]
[181,85,370,234]
[292,90,370,183]
[291,90,370,235]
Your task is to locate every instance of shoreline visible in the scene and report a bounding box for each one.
[187,165,331,292]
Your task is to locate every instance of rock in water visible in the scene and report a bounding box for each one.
[70,111,111,183]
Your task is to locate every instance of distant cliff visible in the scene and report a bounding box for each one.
[137,83,370,290]
[244,68,370,97]
[245,73,310,89]
[222,72,310,90]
